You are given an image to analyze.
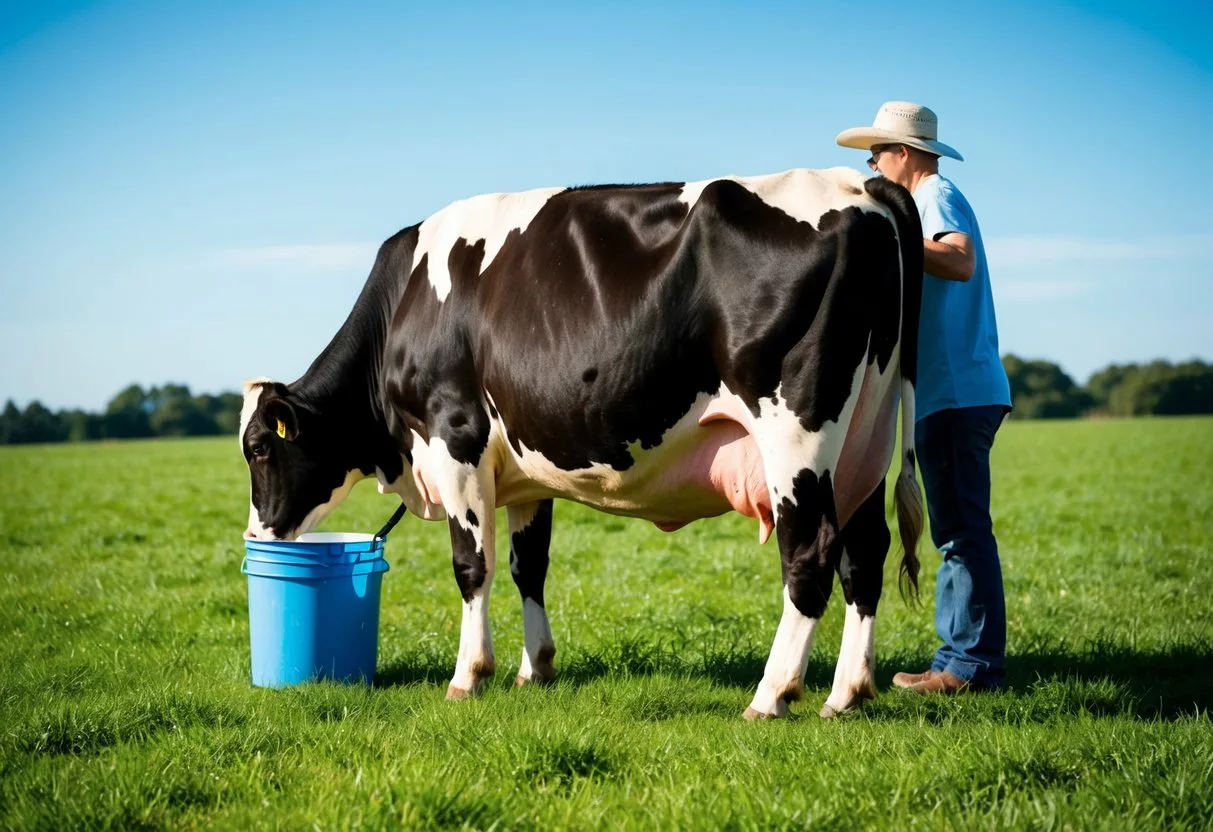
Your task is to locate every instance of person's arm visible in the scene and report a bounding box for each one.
[924,232,976,282]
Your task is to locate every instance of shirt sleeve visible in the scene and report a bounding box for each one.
[921,184,973,241]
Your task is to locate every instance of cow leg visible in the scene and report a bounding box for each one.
[743,360,867,720]
[743,432,848,718]
[424,433,498,700]
[744,463,842,720]
[507,500,556,686]
[821,481,889,718]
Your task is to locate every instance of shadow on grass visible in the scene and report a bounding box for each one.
[375,639,1211,720]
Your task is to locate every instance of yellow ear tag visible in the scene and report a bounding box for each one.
[276,419,287,439]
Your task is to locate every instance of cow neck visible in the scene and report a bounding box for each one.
[289,253,404,466]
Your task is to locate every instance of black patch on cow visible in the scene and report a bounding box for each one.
[837,480,891,617]
[473,183,721,470]
[566,180,684,192]
[510,500,553,607]
[906,448,916,470]
[383,239,490,467]
[465,509,479,528]
[777,207,895,431]
[449,521,486,602]
[487,399,498,420]
[775,468,841,619]
[865,177,923,385]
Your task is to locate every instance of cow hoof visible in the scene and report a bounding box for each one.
[446,682,488,701]
[514,673,555,688]
[821,682,877,718]
[743,705,786,721]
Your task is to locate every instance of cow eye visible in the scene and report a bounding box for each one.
[251,443,268,458]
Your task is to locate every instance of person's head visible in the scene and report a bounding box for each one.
[836,101,962,190]
[865,142,940,189]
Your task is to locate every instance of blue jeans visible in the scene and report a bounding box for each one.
[914,405,1009,689]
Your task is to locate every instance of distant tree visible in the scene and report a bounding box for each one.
[1,400,22,444]
[193,392,244,435]
[104,384,153,438]
[1103,360,1213,416]
[151,395,220,437]
[1085,364,1133,410]
[1002,355,1093,419]
[3,401,70,444]
[63,410,104,442]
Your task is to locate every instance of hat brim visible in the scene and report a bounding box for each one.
[835,127,964,161]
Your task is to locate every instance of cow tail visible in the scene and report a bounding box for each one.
[864,176,924,601]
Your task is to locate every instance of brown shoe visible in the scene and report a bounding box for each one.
[905,670,971,695]
[892,669,938,689]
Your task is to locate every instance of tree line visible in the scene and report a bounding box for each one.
[2,358,1211,445]
[1003,356,1213,419]
[1,384,244,445]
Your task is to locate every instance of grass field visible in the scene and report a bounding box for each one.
[1,418,1211,830]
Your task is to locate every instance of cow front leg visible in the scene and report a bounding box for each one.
[821,482,889,718]
[745,467,842,720]
[429,441,498,700]
[507,500,556,686]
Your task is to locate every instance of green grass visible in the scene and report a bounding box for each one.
[1,418,1211,830]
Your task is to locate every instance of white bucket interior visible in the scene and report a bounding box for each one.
[295,532,376,543]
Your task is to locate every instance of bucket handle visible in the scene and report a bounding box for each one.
[374,504,408,541]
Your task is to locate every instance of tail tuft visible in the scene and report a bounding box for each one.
[894,463,923,602]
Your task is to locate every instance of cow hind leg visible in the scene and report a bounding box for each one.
[742,352,868,719]
[821,480,890,718]
[508,500,556,686]
[744,409,859,718]
[744,463,842,720]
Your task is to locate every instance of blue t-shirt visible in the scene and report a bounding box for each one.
[913,174,1011,420]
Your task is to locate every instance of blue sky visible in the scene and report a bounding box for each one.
[2,0,1211,410]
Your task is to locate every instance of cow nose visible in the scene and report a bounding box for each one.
[243,528,258,540]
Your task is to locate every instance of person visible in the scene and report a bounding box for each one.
[836,101,1012,693]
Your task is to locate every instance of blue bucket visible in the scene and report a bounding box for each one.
[242,532,391,688]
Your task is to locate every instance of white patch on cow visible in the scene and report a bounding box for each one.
[413,187,565,302]
[293,468,365,540]
[517,598,555,683]
[377,459,447,521]
[245,500,272,540]
[450,587,495,693]
[507,501,541,539]
[490,389,752,524]
[747,586,819,718]
[678,167,886,228]
[237,379,270,447]
[752,355,867,517]
[823,602,877,715]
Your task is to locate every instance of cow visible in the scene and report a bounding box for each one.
[238,166,924,719]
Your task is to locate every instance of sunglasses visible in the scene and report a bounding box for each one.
[866,144,902,171]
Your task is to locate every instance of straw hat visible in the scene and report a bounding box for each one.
[836,101,964,161]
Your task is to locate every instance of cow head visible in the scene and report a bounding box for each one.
[238,379,365,540]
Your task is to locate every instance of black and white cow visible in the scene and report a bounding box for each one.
[239,166,924,719]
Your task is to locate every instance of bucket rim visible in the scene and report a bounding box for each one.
[244,534,386,556]
[242,556,390,579]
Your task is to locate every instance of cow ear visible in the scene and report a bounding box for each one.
[261,397,300,442]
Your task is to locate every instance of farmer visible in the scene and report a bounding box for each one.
[836,101,1013,694]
